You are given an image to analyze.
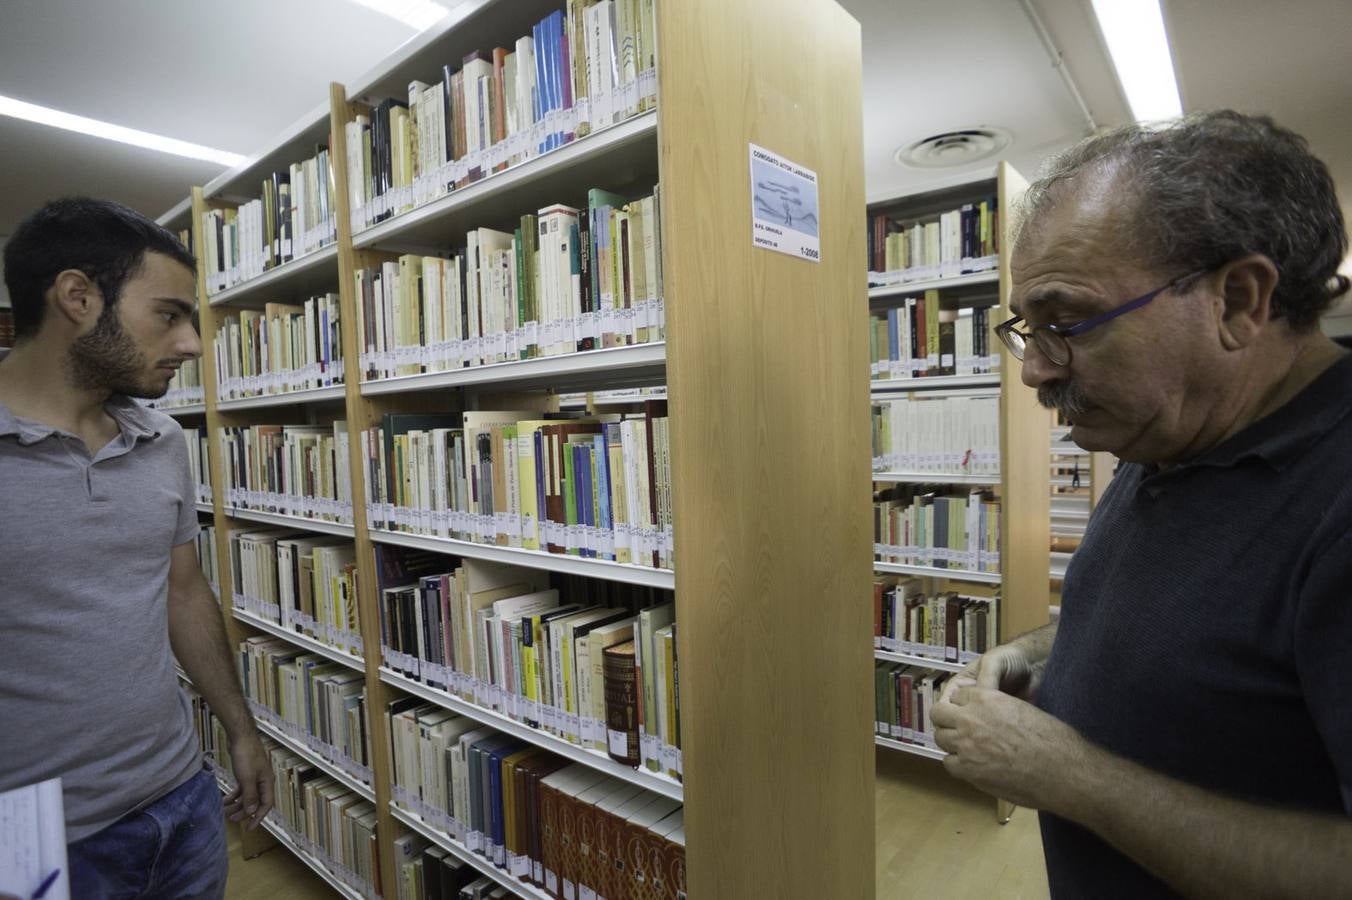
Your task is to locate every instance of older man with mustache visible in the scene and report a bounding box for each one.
[931,111,1352,899]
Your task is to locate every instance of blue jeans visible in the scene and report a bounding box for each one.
[67,766,227,900]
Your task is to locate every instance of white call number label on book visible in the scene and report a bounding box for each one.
[750,143,821,263]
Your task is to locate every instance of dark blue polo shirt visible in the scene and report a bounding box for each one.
[1037,352,1352,898]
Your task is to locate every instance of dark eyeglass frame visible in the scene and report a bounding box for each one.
[994,268,1209,367]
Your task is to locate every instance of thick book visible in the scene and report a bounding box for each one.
[603,639,640,766]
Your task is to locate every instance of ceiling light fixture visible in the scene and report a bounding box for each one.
[0,93,245,167]
[1090,0,1183,122]
[349,0,450,31]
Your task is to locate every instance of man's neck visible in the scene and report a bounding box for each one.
[0,338,115,435]
[1166,331,1347,468]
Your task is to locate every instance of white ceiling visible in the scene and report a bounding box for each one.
[0,0,1347,249]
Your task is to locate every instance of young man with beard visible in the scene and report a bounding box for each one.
[0,198,272,899]
[931,112,1352,897]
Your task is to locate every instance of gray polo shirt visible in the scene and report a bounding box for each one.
[0,370,202,842]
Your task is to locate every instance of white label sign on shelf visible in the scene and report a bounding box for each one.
[749,143,820,263]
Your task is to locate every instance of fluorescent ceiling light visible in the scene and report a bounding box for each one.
[350,0,449,30]
[1091,0,1183,122]
[0,94,245,167]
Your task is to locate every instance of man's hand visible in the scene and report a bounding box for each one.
[931,684,1091,814]
[223,731,274,831]
[938,641,1045,707]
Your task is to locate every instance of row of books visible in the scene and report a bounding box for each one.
[347,1,657,231]
[214,296,345,401]
[219,423,356,525]
[190,692,383,898]
[238,635,375,787]
[265,745,382,898]
[196,524,220,597]
[871,394,1001,476]
[873,487,1002,574]
[389,708,685,900]
[184,427,213,504]
[874,662,953,752]
[866,197,999,283]
[201,148,338,295]
[365,407,673,569]
[558,386,667,410]
[229,529,364,656]
[357,188,663,382]
[395,840,518,900]
[873,576,999,664]
[869,295,998,381]
[379,553,680,777]
[147,359,205,409]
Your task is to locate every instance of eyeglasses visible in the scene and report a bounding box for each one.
[994,268,1208,367]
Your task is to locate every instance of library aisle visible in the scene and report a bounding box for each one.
[875,751,1047,899]
[224,821,337,900]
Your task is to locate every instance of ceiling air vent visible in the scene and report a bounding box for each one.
[894,127,1012,169]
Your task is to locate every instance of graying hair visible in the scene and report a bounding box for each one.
[1016,110,1349,330]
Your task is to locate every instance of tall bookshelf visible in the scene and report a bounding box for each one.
[866,164,1050,822]
[166,0,873,896]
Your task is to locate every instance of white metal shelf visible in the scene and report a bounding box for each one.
[223,507,356,539]
[867,269,1000,300]
[253,717,374,802]
[361,342,666,396]
[873,562,1002,584]
[872,471,1000,486]
[156,196,192,229]
[217,384,348,411]
[232,607,365,674]
[871,375,1000,392]
[369,529,675,591]
[873,649,966,673]
[158,402,206,417]
[207,244,339,308]
[380,667,683,802]
[353,111,658,251]
[389,804,554,900]
[195,502,214,515]
[875,735,946,761]
[203,100,333,201]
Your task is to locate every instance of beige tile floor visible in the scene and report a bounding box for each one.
[875,748,1049,899]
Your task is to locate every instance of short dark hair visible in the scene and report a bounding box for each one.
[1017,110,1349,330]
[3,197,197,341]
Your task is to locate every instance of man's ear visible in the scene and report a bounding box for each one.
[48,268,103,331]
[1215,254,1279,351]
